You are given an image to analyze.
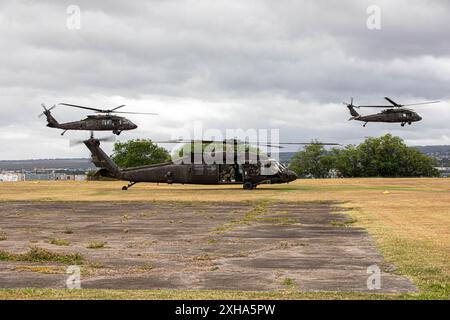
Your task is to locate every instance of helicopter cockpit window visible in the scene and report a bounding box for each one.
[262,159,283,175]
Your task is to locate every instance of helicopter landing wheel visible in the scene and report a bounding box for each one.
[408,122,412,125]
[243,182,254,190]
[401,123,405,127]
[122,182,137,190]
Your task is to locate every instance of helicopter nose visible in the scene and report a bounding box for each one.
[417,115,422,121]
[286,170,297,182]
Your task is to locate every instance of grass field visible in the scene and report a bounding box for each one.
[0,178,449,300]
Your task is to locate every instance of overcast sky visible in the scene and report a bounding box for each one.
[1,0,449,159]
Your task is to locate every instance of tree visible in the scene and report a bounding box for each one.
[399,148,440,177]
[111,140,171,168]
[173,142,261,161]
[354,134,439,177]
[289,143,333,178]
[330,145,362,177]
[288,134,440,178]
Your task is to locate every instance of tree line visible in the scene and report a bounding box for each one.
[288,134,440,178]
[108,134,440,178]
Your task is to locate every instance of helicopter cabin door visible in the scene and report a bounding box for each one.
[190,164,218,184]
[218,164,243,183]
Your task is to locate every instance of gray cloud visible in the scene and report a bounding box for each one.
[1,0,450,159]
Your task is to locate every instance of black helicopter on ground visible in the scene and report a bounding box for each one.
[81,137,338,190]
[39,103,157,135]
[344,97,440,127]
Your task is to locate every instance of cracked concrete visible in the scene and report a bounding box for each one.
[0,201,416,293]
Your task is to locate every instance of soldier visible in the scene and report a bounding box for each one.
[221,165,231,182]
[229,166,235,182]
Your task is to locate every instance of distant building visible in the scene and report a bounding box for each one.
[0,170,87,182]
[435,167,450,177]
[0,158,93,182]
[0,172,24,182]
[24,172,54,181]
[74,175,87,181]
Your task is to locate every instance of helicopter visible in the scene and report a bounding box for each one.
[39,103,157,135]
[344,97,440,127]
[81,137,338,190]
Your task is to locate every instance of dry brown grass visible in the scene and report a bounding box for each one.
[0,178,449,299]
[14,265,66,274]
[0,288,401,300]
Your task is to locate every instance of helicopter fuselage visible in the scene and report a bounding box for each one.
[357,108,422,123]
[345,96,436,127]
[348,106,422,127]
[46,112,137,135]
[84,138,297,190]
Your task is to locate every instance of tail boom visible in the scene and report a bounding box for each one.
[84,138,121,179]
[347,105,360,120]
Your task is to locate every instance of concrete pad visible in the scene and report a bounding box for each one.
[0,201,416,293]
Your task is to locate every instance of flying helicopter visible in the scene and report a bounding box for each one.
[39,103,157,135]
[80,137,338,190]
[344,97,440,127]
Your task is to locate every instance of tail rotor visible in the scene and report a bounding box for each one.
[343,97,360,120]
[69,133,116,147]
[38,103,57,118]
[342,97,356,108]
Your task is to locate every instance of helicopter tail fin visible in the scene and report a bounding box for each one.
[347,105,360,120]
[83,138,121,179]
[45,112,59,127]
[39,104,59,127]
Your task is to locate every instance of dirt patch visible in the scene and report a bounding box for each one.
[0,201,415,293]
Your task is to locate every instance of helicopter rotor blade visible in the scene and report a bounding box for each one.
[357,105,391,108]
[38,104,57,118]
[343,97,360,108]
[59,103,156,115]
[358,100,441,108]
[70,135,116,147]
[38,104,47,118]
[384,97,401,107]
[97,136,116,143]
[69,139,87,147]
[275,142,340,146]
[402,101,440,107]
[112,111,159,115]
[110,105,126,111]
[150,139,339,147]
[59,103,105,113]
